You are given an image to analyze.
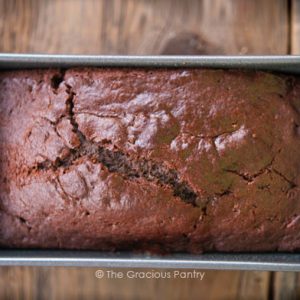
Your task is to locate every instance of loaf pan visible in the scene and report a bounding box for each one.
[0,53,300,271]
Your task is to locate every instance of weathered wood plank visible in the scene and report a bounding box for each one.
[273,272,300,300]
[292,0,300,54]
[0,0,289,55]
[0,267,244,300]
[236,271,271,300]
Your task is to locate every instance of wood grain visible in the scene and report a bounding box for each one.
[0,0,289,55]
[0,0,296,299]
[273,272,300,300]
[236,271,271,300]
[292,0,300,54]
[0,267,274,300]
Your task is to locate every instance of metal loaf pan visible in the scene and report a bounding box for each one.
[0,53,300,271]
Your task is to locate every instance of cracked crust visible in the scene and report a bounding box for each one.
[0,68,299,253]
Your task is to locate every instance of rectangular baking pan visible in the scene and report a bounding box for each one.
[0,53,300,271]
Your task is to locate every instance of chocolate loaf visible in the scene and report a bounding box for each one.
[0,68,299,253]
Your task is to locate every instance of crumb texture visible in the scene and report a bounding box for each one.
[0,68,299,253]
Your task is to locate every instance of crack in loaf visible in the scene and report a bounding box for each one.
[36,80,204,208]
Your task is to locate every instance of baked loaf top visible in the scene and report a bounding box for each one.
[0,68,299,253]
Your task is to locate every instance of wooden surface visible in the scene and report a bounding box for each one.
[274,272,300,300]
[0,0,288,55]
[293,0,300,54]
[0,267,271,300]
[0,0,299,299]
